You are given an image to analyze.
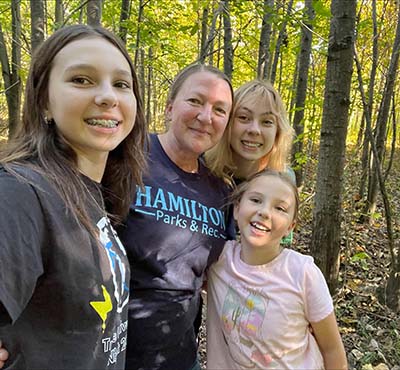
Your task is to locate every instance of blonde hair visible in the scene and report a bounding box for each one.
[205,80,293,184]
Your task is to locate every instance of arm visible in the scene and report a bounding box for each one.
[311,312,347,370]
[0,341,9,368]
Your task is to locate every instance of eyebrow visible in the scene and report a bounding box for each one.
[191,91,232,108]
[237,107,276,116]
[64,64,132,79]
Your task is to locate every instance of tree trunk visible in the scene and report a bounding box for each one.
[199,6,208,63]
[290,0,314,187]
[119,0,131,44]
[257,0,274,79]
[30,0,45,53]
[270,0,293,84]
[359,0,378,201]
[222,0,233,79]
[87,0,102,26]
[134,0,145,68]
[0,0,22,138]
[365,3,400,221]
[384,93,396,181]
[146,47,152,127]
[201,1,224,66]
[55,0,64,30]
[310,0,356,294]
[355,48,399,313]
[139,48,145,111]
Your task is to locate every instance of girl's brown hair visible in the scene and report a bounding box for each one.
[1,24,147,228]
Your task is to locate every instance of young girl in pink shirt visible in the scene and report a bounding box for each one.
[207,170,347,370]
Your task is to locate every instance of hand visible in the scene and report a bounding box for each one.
[0,340,9,368]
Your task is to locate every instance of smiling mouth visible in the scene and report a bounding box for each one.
[251,221,270,232]
[85,118,120,128]
[242,140,262,148]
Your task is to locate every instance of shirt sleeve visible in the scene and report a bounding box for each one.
[303,259,334,323]
[0,172,46,324]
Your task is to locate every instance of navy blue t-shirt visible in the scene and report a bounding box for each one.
[120,134,234,370]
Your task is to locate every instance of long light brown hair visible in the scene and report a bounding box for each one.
[0,25,147,229]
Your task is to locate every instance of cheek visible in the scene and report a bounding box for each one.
[173,104,196,123]
[212,119,228,140]
[262,129,278,151]
[231,121,244,140]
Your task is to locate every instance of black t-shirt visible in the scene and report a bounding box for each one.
[0,165,130,370]
[120,134,235,370]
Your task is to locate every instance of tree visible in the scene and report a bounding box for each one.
[257,0,274,79]
[87,0,102,26]
[270,0,293,84]
[291,0,314,187]
[200,1,224,65]
[310,0,357,293]
[365,3,400,222]
[199,5,209,63]
[55,0,64,30]
[358,0,378,201]
[0,0,21,138]
[133,0,146,68]
[222,0,233,79]
[30,0,45,53]
[119,0,131,44]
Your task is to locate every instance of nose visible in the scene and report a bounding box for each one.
[247,120,261,135]
[257,205,270,219]
[197,104,212,124]
[94,83,118,108]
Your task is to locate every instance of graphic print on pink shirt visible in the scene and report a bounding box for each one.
[221,282,274,368]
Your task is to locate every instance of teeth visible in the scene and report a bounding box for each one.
[242,141,261,148]
[86,119,119,128]
[251,222,269,232]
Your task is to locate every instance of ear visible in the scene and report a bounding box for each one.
[284,220,296,237]
[165,102,172,121]
[233,202,239,221]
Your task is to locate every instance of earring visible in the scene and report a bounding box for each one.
[43,114,55,125]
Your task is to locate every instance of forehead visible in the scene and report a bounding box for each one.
[246,175,295,200]
[51,37,131,75]
[177,71,232,102]
[237,91,279,116]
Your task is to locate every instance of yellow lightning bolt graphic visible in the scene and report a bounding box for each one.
[90,285,113,332]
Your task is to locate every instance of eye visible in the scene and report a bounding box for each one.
[249,197,262,204]
[262,119,275,126]
[215,107,227,116]
[187,98,201,105]
[71,76,91,85]
[276,206,287,213]
[236,114,250,123]
[114,80,131,89]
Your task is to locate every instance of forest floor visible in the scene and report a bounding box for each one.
[198,148,400,370]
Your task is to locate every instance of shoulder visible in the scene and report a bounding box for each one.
[213,240,238,266]
[283,249,326,280]
[0,165,46,196]
[284,249,314,266]
[0,165,51,214]
[199,157,232,193]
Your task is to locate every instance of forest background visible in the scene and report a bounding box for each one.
[0,0,399,369]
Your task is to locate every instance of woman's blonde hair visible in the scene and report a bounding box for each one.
[205,80,293,184]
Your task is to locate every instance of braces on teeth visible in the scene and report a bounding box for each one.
[86,119,119,128]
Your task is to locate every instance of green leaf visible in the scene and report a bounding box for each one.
[312,1,331,18]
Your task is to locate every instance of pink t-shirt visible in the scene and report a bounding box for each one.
[207,240,333,369]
